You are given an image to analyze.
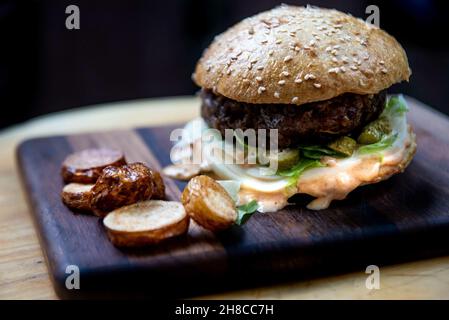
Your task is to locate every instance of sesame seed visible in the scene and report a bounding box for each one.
[381,68,388,74]
[342,56,349,64]
[294,78,303,84]
[258,86,266,94]
[309,40,316,46]
[261,39,268,44]
[257,66,264,70]
[247,63,252,70]
[274,92,280,98]
[379,60,385,65]
[292,97,299,103]
[304,73,316,80]
[325,46,332,52]
[268,50,274,56]
[251,59,258,64]
[284,55,293,62]
[331,49,338,56]
[328,67,339,74]
[255,76,263,82]
[278,80,286,85]
[226,68,232,75]
[350,65,358,71]
[332,57,338,63]
[313,83,322,88]
[294,46,301,52]
[276,39,282,44]
[280,71,290,77]
[340,66,347,73]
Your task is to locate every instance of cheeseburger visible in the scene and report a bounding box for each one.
[176,5,416,211]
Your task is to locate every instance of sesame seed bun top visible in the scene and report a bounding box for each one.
[193,5,411,105]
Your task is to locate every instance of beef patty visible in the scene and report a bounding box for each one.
[200,89,387,148]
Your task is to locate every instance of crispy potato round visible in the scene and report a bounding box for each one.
[90,162,154,217]
[162,164,201,181]
[149,169,165,199]
[61,148,126,184]
[61,183,94,211]
[103,200,189,247]
[181,175,237,231]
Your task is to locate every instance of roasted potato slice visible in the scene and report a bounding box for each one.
[103,200,189,247]
[61,148,126,184]
[61,183,94,211]
[90,162,154,217]
[149,169,165,199]
[181,175,237,231]
[162,164,201,181]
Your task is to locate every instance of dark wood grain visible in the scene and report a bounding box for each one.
[16,97,449,299]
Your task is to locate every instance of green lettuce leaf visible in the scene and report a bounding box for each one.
[236,200,259,225]
[278,158,326,186]
[299,145,340,159]
[358,133,398,155]
[385,95,409,115]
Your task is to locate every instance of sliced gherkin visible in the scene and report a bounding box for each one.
[327,136,357,157]
[357,117,392,145]
[267,149,300,171]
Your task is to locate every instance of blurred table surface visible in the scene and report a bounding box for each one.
[1,96,449,300]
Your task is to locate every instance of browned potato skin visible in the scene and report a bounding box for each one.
[149,169,165,199]
[90,163,154,217]
[106,215,189,247]
[61,183,94,211]
[182,175,237,232]
[61,148,126,184]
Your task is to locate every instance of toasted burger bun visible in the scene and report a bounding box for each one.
[193,5,411,105]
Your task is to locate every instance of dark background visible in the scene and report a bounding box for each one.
[1,0,448,129]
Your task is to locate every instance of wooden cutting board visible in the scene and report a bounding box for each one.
[16,97,449,299]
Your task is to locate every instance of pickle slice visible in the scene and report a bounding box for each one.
[358,117,392,145]
[268,149,300,171]
[327,136,357,157]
